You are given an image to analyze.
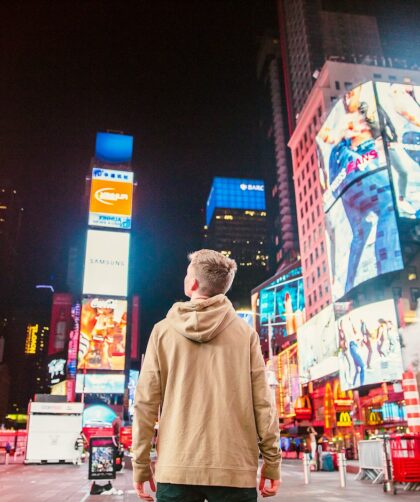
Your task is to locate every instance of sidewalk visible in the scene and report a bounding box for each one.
[1,459,419,501]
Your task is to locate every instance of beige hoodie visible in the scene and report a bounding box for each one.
[132,294,281,487]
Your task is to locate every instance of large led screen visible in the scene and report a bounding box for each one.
[325,168,403,301]
[77,298,127,371]
[297,305,338,382]
[89,168,134,229]
[128,370,139,418]
[277,344,300,418]
[376,82,420,219]
[317,81,387,211]
[253,267,305,355]
[48,293,72,355]
[95,132,133,164]
[206,177,266,226]
[83,230,130,297]
[337,300,403,391]
[75,373,125,394]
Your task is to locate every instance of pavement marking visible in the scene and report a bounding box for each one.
[80,492,91,502]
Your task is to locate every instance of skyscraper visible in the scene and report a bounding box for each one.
[204,177,269,307]
[277,0,384,129]
[257,34,299,271]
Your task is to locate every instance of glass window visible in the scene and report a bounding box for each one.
[335,81,340,90]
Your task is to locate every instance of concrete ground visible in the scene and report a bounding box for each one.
[0,459,419,501]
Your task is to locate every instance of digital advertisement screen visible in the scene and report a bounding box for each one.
[78,298,127,371]
[95,132,133,164]
[337,299,404,391]
[277,344,300,417]
[206,177,266,226]
[48,293,73,355]
[47,358,66,385]
[75,373,125,394]
[297,305,338,382]
[376,82,420,219]
[89,437,116,480]
[128,370,139,418]
[325,168,403,301]
[89,167,134,229]
[317,81,387,211]
[253,267,305,354]
[82,230,130,297]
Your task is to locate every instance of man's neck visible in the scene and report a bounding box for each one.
[190,292,210,303]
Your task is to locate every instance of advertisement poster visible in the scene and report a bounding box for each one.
[78,298,127,371]
[75,373,125,394]
[89,167,134,229]
[376,82,420,219]
[277,344,300,418]
[128,370,139,418]
[48,293,73,355]
[297,305,338,382]
[317,81,387,211]
[89,437,116,480]
[325,168,403,301]
[82,230,130,297]
[253,267,305,355]
[337,300,404,391]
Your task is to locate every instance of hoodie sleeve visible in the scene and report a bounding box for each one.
[250,330,281,480]
[132,328,161,483]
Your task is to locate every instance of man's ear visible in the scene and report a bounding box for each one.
[191,278,200,292]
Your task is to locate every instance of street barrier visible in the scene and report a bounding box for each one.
[356,439,384,484]
[303,452,311,484]
[338,452,347,488]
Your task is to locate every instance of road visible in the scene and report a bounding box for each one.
[0,459,419,501]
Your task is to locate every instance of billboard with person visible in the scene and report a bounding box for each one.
[297,305,338,382]
[317,81,387,211]
[336,299,404,391]
[77,298,127,371]
[252,266,305,355]
[376,82,420,219]
[324,168,403,301]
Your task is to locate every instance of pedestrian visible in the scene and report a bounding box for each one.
[132,249,281,501]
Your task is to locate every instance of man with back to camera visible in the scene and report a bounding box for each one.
[132,249,281,501]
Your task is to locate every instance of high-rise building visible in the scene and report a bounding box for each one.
[257,34,299,271]
[288,60,420,319]
[204,177,269,307]
[277,0,384,129]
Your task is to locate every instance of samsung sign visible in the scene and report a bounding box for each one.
[83,230,130,297]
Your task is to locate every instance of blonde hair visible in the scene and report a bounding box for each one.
[188,249,237,296]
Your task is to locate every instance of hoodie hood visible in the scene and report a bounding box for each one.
[166,294,238,343]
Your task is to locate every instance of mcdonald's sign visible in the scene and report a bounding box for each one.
[336,411,352,427]
[367,411,383,426]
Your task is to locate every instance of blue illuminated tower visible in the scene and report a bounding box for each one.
[204,177,269,307]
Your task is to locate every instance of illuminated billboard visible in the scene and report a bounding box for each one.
[325,168,403,301]
[25,324,39,355]
[317,81,387,211]
[128,370,139,418]
[206,177,266,226]
[78,298,127,371]
[252,266,305,355]
[95,132,133,164]
[376,82,420,219]
[277,344,300,418]
[48,293,72,355]
[337,299,404,391]
[76,373,125,394]
[297,305,338,382]
[89,168,134,229]
[82,230,130,297]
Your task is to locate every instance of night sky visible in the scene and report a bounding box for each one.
[2,1,419,352]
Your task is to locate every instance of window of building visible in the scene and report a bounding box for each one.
[304,186,307,196]
[344,81,352,90]
[389,75,397,81]
[320,241,325,254]
[305,201,308,212]
[300,208,304,218]
[310,153,314,165]
[319,285,323,297]
[315,248,319,259]
[316,205,320,217]
[306,277,310,288]
[313,291,317,303]
[302,224,305,235]
[322,261,327,273]
[311,212,315,223]
[304,132,308,144]
[373,73,382,79]
[305,258,308,270]
[310,253,314,265]
[317,266,320,277]
[306,162,310,173]
[309,194,313,205]
[299,192,302,202]
[318,106,322,117]
[312,274,316,285]
[313,170,316,182]
[303,240,307,253]
[335,81,340,90]
[314,187,318,198]
[302,169,306,180]
[297,176,300,187]
[325,282,329,293]
[308,178,312,189]
[309,296,312,307]
[308,235,311,247]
